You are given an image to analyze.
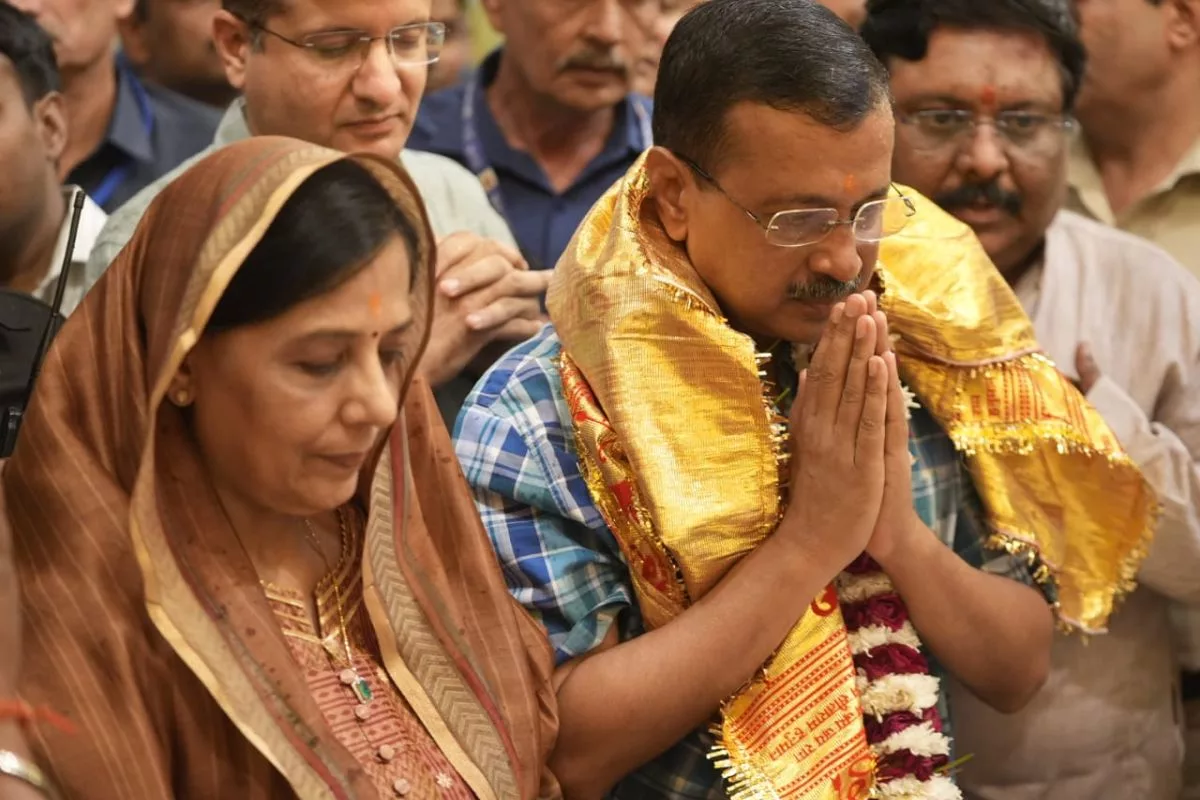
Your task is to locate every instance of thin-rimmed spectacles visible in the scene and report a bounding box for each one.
[676,154,916,248]
[898,109,1076,158]
[248,20,446,70]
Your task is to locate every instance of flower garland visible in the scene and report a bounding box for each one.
[789,343,961,800]
[838,556,960,800]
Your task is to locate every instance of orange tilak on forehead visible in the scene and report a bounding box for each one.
[980,85,998,110]
[368,291,383,318]
[843,174,858,193]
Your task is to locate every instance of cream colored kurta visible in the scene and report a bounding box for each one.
[949,210,1200,800]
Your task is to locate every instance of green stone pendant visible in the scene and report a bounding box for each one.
[352,675,373,704]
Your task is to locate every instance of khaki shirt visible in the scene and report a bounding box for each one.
[1066,134,1200,279]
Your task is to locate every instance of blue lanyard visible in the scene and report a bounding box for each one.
[460,73,653,220]
[90,72,155,208]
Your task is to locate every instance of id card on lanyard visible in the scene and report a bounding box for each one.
[459,73,653,222]
[90,72,155,209]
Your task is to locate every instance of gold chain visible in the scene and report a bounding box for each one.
[302,509,354,667]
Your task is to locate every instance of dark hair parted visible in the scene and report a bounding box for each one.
[0,2,60,106]
[207,159,421,333]
[862,0,1087,112]
[653,0,892,170]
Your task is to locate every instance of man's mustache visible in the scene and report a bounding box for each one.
[558,49,628,75]
[787,272,865,302]
[934,181,1022,216]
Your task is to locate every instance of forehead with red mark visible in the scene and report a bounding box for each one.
[886,29,1065,113]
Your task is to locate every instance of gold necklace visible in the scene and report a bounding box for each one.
[302,509,373,706]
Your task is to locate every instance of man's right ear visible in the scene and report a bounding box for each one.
[644,146,695,244]
[212,10,253,91]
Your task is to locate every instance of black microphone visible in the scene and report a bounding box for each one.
[0,190,86,457]
[31,190,85,384]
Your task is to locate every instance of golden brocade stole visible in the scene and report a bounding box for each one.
[562,357,876,798]
[547,157,1156,799]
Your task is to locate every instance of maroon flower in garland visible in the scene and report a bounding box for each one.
[864,708,942,741]
[858,644,931,681]
[846,553,882,575]
[876,750,951,782]
[842,593,909,632]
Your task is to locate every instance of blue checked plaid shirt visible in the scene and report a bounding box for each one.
[454,324,1045,800]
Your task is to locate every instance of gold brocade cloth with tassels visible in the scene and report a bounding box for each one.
[546,155,1157,799]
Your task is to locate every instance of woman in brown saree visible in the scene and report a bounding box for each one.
[2,137,559,800]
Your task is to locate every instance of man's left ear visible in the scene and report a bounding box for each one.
[33,92,68,167]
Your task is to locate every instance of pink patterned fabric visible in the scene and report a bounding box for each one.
[264,523,474,800]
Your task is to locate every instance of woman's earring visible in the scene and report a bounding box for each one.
[172,389,192,407]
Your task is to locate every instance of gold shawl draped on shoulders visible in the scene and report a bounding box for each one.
[548,155,1155,798]
[5,137,559,800]
[872,192,1155,630]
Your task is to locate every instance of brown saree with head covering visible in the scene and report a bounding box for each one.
[4,137,559,800]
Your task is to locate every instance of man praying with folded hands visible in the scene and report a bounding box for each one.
[452,2,1158,798]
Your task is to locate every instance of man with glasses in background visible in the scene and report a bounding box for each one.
[89,0,550,424]
[451,0,1159,796]
[864,0,1200,797]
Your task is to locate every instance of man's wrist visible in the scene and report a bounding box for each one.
[417,350,461,388]
[773,515,855,580]
[871,510,930,573]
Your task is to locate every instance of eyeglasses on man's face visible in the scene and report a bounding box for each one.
[248,20,447,71]
[898,108,1077,159]
[675,154,917,248]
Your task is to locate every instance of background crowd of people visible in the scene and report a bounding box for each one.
[0,0,1197,798]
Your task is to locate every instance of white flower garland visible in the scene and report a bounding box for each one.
[876,775,963,800]
[836,570,962,799]
[836,572,895,603]
[848,622,923,656]
[873,723,953,759]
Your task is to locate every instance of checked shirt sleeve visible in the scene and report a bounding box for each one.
[453,329,639,665]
